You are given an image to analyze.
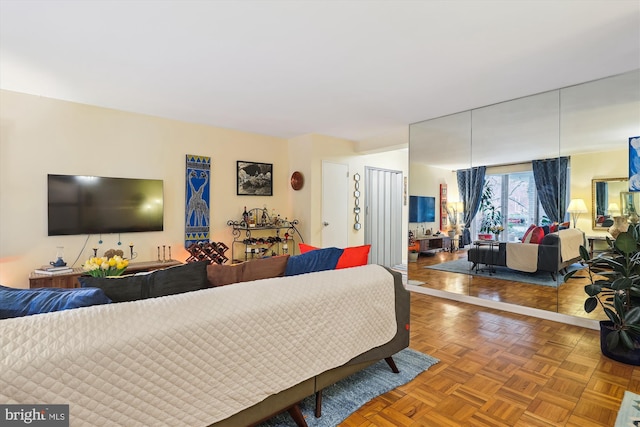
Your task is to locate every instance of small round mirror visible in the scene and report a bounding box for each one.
[354,190,360,198]
[354,223,361,230]
[354,207,361,214]
[354,173,360,182]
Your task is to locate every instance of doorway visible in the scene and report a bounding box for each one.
[364,167,403,267]
[322,161,349,248]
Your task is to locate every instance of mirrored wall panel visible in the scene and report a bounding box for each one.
[409,69,640,320]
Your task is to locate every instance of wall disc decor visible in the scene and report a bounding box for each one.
[291,171,304,190]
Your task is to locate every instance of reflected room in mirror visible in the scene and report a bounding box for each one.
[592,178,628,229]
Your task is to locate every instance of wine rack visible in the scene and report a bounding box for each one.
[186,241,229,265]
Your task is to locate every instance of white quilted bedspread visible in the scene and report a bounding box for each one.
[1,264,397,426]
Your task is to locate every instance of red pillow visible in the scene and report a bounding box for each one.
[299,243,318,254]
[524,226,544,244]
[521,224,536,242]
[549,223,558,233]
[335,245,371,269]
[297,243,371,269]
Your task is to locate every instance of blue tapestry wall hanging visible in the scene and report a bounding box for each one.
[185,155,211,247]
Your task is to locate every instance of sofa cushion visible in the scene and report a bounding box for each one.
[335,245,371,269]
[243,255,290,281]
[521,224,536,242]
[78,273,152,303]
[0,285,111,319]
[148,261,209,298]
[206,263,244,287]
[284,247,344,276]
[298,243,370,269]
[79,261,209,301]
[207,255,290,287]
[523,226,544,244]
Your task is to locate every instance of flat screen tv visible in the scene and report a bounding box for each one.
[409,195,436,223]
[47,174,164,236]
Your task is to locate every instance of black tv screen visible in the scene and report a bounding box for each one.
[409,195,436,223]
[48,174,164,236]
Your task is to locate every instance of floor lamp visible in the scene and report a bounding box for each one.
[567,198,588,228]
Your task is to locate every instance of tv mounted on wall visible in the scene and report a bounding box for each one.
[409,195,436,223]
[47,174,164,236]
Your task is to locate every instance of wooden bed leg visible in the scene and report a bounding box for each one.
[287,403,308,427]
[315,390,322,418]
[385,356,399,373]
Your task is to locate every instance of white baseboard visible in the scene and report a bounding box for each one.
[405,284,599,330]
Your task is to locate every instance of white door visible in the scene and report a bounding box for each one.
[322,161,349,247]
[364,167,403,267]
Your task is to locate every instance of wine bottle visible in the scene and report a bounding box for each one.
[243,206,249,225]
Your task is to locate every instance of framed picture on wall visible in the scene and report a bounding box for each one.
[237,161,273,196]
[629,136,640,191]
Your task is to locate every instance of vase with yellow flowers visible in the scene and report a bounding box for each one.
[83,255,129,277]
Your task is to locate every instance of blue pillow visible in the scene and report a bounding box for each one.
[0,285,112,319]
[284,247,344,276]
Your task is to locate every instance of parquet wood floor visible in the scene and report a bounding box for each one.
[343,292,640,426]
[406,249,599,319]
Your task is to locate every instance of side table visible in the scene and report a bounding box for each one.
[472,240,499,275]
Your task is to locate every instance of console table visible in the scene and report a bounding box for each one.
[415,235,451,254]
[29,260,182,289]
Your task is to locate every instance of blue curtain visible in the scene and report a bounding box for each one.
[595,181,607,216]
[532,157,569,223]
[457,166,486,246]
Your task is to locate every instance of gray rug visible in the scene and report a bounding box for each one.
[425,258,584,287]
[615,390,640,426]
[259,348,439,427]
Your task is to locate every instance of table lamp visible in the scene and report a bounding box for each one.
[567,198,588,228]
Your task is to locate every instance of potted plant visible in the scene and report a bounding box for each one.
[479,183,502,239]
[565,225,640,365]
[446,205,460,238]
[408,231,420,262]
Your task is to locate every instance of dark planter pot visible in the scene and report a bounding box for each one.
[599,321,640,366]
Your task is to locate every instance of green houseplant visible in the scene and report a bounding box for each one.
[565,225,640,364]
[479,183,502,235]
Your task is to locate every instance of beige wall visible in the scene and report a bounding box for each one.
[0,90,408,288]
[287,134,408,250]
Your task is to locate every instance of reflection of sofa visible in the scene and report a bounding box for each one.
[1,263,409,427]
[468,228,585,280]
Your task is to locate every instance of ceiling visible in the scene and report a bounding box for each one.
[1,0,639,151]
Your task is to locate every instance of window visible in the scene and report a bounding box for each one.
[474,170,547,241]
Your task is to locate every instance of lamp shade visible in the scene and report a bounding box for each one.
[607,202,621,216]
[567,199,588,213]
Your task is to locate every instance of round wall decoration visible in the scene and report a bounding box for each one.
[290,171,304,190]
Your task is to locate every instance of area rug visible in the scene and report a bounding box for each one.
[425,258,584,287]
[615,390,640,426]
[258,348,438,427]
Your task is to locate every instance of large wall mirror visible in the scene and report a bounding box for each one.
[592,178,627,229]
[408,69,640,320]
